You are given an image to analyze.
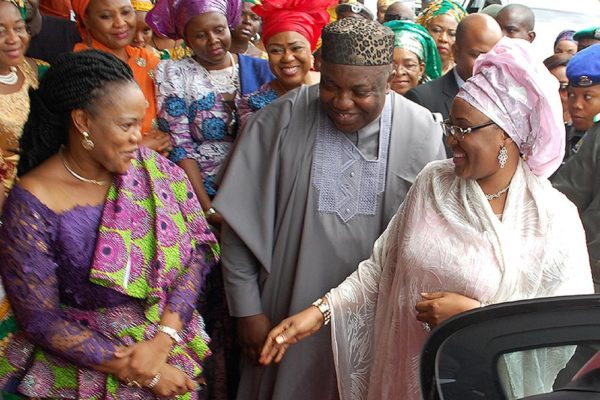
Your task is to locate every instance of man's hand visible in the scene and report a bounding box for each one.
[237,313,272,364]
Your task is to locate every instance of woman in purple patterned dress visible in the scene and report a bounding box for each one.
[0,50,219,399]
[237,0,334,129]
[148,0,272,225]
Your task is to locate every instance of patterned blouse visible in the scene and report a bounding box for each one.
[0,181,213,398]
[237,81,279,130]
[155,57,241,198]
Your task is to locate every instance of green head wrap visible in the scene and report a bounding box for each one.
[416,0,466,26]
[385,20,442,81]
[2,0,27,19]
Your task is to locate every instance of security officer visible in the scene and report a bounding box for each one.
[553,43,600,292]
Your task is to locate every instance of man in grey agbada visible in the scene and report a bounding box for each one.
[213,17,446,400]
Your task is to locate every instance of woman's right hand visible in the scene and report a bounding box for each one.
[259,305,324,365]
[149,364,201,397]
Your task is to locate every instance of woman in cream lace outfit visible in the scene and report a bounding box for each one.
[260,38,594,400]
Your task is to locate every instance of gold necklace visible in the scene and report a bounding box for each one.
[59,147,109,186]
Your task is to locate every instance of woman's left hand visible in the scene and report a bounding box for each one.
[149,364,201,397]
[113,333,172,383]
[415,292,481,329]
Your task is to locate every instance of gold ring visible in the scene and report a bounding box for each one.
[126,379,142,388]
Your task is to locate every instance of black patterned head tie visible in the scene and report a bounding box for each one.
[321,18,394,66]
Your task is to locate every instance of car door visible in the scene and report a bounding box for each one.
[420,294,600,400]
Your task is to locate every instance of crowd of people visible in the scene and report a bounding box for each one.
[0,0,599,399]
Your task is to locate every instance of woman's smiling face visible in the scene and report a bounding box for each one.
[447,97,507,180]
[0,2,29,69]
[266,31,312,91]
[84,0,136,50]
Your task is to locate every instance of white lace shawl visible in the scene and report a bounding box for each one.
[327,159,593,400]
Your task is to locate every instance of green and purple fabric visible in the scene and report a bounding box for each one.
[0,147,219,399]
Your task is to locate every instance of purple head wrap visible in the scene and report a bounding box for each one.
[554,29,577,49]
[147,0,241,40]
[457,37,565,178]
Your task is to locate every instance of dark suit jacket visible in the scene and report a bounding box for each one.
[404,68,459,120]
[405,70,459,157]
[26,15,80,65]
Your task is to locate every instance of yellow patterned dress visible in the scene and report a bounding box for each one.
[0,59,40,193]
[0,58,43,361]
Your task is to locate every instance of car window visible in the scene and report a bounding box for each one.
[422,295,600,400]
[496,344,600,399]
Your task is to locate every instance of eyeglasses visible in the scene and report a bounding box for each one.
[559,83,569,92]
[393,62,420,73]
[442,119,496,140]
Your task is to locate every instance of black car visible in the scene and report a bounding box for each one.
[421,295,600,399]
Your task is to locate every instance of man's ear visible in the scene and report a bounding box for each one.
[528,31,536,43]
[451,42,458,62]
[388,68,396,83]
[386,68,396,94]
